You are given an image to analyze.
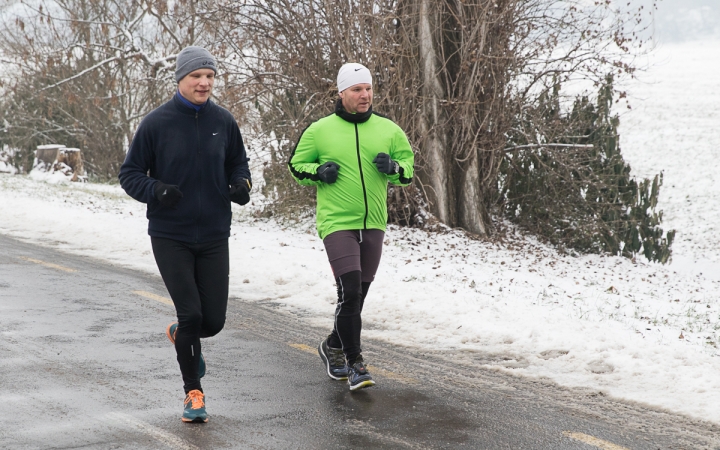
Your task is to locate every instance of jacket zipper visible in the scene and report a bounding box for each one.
[354,124,369,229]
[195,111,201,243]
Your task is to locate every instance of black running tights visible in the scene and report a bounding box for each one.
[327,270,371,365]
[151,237,229,393]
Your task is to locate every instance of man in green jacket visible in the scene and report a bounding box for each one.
[288,62,414,391]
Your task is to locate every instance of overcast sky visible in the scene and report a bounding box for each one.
[626,0,719,42]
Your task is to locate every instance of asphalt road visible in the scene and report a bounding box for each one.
[1,234,718,449]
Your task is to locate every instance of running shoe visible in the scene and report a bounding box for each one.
[181,389,208,423]
[166,322,206,379]
[318,338,349,380]
[347,355,375,391]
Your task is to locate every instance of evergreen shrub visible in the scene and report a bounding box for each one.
[499,76,675,263]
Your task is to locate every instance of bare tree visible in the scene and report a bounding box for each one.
[0,0,220,178]
[215,0,649,236]
[403,0,515,235]
[2,0,664,257]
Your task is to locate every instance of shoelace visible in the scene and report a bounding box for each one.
[185,390,205,409]
[328,347,346,367]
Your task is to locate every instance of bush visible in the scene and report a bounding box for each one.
[499,76,675,263]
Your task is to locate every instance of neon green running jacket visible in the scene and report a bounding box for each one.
[288,105,415,239]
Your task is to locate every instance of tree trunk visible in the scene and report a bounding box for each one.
[417,0,490,236]
[417,0,451,225]
[458,153,489,235]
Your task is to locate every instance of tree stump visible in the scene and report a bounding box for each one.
[35,144,64,171]
[57,148,85,182]
[34,145,86,181]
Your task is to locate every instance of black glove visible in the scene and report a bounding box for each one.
[373,153,399,174]
[317,162,339,184]
[229,178,252,205]
[153,182,183,208]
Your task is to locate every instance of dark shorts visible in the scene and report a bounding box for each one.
[323,229,385,282]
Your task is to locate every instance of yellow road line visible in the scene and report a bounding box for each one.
[288,343,316,354]
[367,365,419,385]
[19,256,76,273]
[563,431,629,450]
[132,290,173,306]
[288,343,418,384]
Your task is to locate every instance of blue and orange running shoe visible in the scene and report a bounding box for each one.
[182,389,208,423]
[166,322,206,378]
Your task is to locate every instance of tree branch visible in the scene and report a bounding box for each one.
[503,143,595,152]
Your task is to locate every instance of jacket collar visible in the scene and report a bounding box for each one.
[334,99,372,124]
[172,93,212,116]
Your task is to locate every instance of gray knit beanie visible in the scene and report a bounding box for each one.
[175,46,217,83]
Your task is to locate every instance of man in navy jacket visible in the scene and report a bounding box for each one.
[119,46,250,423]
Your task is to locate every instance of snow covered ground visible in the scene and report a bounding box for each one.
[620,39,720,269]
[1,40,719,426]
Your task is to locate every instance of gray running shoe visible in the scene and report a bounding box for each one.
[318,338,349,380]
[347,355,375,391]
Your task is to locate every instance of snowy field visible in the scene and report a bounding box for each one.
[1,40,719,426]
[620,39,720,269]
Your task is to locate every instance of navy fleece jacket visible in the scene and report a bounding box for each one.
[119,94,251,243]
